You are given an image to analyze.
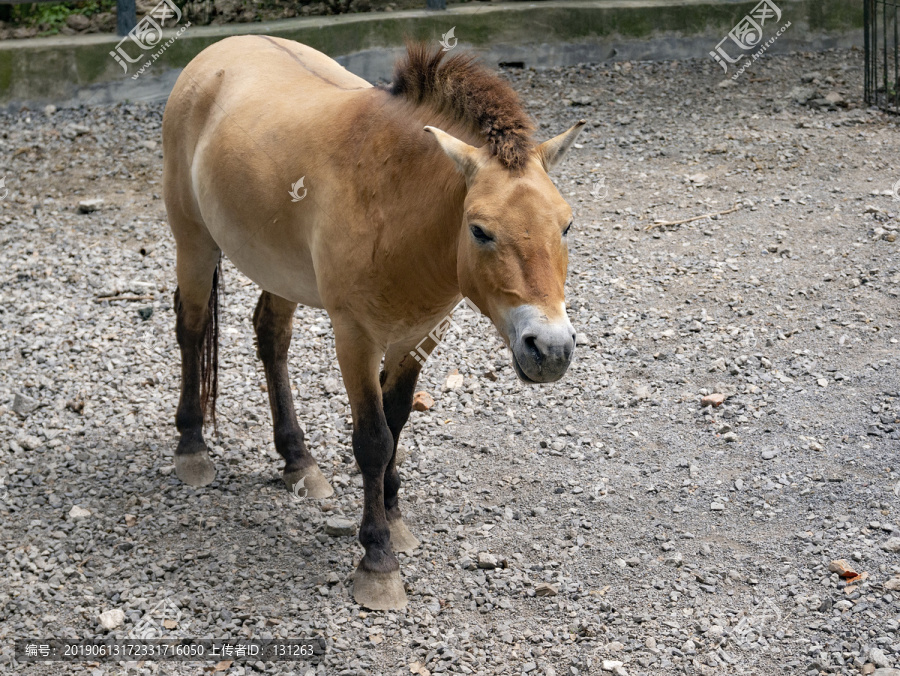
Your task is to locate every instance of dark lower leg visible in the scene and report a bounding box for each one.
[380,367,420,522]
[252,292,313,473]
[254,292,332,498]
[175,287,209,457]
[173,286,217,487]
[333,320,406,609]
[353,401,397,573]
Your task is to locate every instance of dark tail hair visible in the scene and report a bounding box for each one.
[199,259,221,431]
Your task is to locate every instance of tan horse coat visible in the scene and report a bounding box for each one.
[163,36,583,609]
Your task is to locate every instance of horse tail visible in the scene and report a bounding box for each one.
[200,258,221,430]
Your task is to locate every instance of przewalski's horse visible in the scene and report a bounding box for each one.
[162,36,583,610]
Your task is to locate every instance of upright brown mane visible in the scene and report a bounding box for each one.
[388,42,535,171]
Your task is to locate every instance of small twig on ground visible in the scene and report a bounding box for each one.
[94,295,153,303]
[647,203,742,230]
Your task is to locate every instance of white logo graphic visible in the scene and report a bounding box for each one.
[731,597,783,648]
[892,178,900,202]
[0,176,7,200]
[128,598,189,640]
[439,27,457,52]
[109,0,183,73]
[709,0,782,73]
[741,329,758,350]
[590,177,608,201]
[290,477,308,502]
[409,297,484,366]
[289,177,307,202]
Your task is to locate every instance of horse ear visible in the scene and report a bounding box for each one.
[537,120,587,172]
[424,126,481,181]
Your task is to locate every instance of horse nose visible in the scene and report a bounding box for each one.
[512,315,576,384]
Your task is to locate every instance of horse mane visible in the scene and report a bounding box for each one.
[388,42,535,171]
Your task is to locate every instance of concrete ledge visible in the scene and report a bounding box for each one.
[0,0,864,107]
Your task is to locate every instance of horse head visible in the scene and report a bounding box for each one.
[425,120,585,384]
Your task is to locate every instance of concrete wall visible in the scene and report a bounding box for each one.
[0,0,865,108]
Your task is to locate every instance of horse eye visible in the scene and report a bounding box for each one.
[563,222,573,237]
[470,224,494,244]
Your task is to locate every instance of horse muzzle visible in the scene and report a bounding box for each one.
[504,305,575,384]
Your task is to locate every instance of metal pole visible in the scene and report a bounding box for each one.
[117,0,137,36]
[864,0,871,104]
[893,0,898,110]
[883,0,889,106]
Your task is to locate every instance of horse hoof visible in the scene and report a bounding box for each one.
[388,518,420,553]
[175,451,216,487]
[284,464,334,499]
[352,567,407,611]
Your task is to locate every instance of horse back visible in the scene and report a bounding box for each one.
[163,36,376,305]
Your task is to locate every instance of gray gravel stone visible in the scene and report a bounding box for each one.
[68,505,91,520]
[881,537,900,553]
[77,198,104,213]
[98,609,124,630]
[324,516,356,536]
[12,392,38,417]
[0,47,897,676]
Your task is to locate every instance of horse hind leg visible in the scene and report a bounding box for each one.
[173,241,221,488]
[253,291,333,499]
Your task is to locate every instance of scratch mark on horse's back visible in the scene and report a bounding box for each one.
[258,36,367,91]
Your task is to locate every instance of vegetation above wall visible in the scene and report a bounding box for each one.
[0,0,468,39]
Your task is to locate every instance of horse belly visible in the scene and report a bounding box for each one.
[171,36,380,310]
[205,207,324,308]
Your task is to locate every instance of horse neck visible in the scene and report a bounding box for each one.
[369,99,473,305]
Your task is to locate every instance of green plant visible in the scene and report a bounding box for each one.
[10,0,117,35]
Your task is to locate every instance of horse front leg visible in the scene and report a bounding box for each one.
[333,318,407,610]
[379,342,429,553]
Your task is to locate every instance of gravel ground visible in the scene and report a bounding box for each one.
[1,47,899,676]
